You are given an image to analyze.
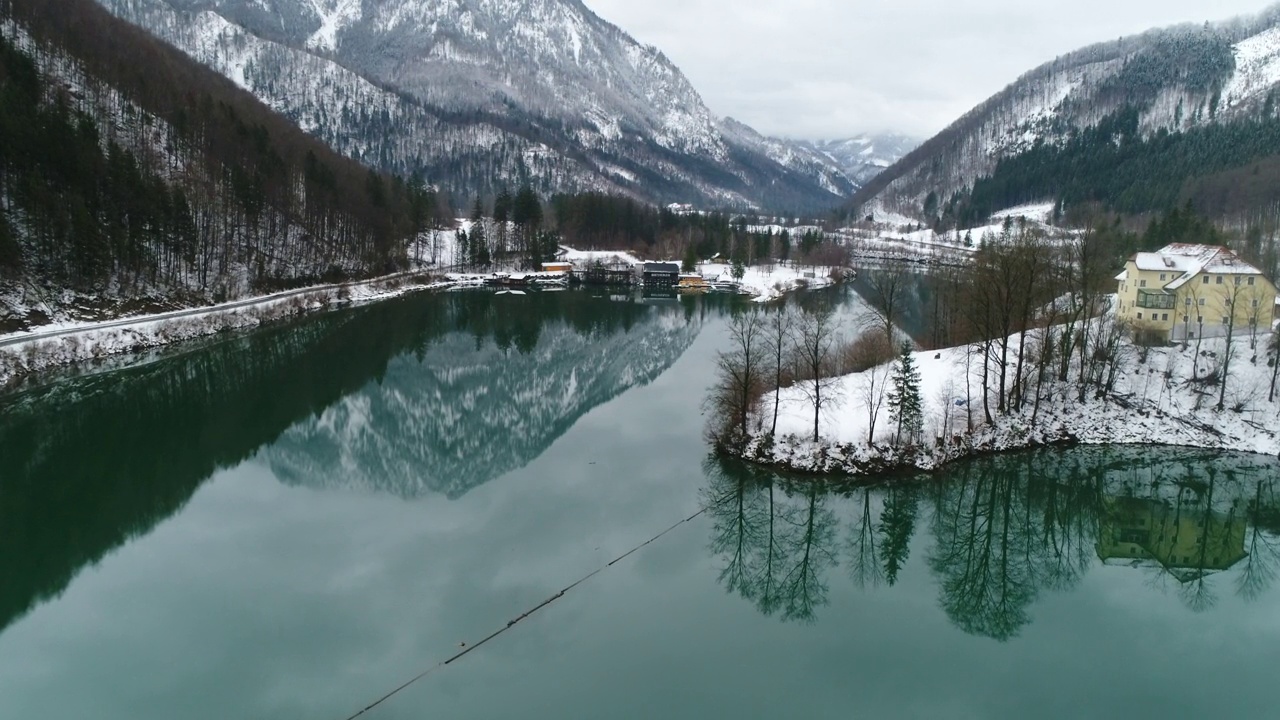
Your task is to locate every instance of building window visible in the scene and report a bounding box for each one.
[1253,300,1260,308]
[1160,273,1167,281]
[1137,312,1143,320]
[1235,277,1243,285]
[1199,298,1206,306]
[1248,277,1256,286]
[1162,313,1169,321]
[1185,297,1192,306]
[1140,280,1148,288]
[1217,276,1224,284]
[1203,276,1211,284]
[1198,316,1203,324]
[1183,314,1189,322]
[1223,317,1230,325]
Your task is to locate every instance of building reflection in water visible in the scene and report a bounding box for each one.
[1098,494,1247,580]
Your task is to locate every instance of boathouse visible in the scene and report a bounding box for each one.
[641,262,680,288]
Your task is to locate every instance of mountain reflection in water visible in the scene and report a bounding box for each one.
[705,447,1280,639]
[0,290,713,635]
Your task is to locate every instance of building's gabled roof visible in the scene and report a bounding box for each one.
[1128,244,1266,291]
[643,262,680,272]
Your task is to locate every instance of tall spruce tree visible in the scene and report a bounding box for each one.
[888,342,923,447]
[682,244,698,273]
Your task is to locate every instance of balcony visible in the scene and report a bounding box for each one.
[1136,289,1176,310]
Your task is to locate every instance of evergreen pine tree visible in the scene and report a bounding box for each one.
[887,342,924,447]
[469,197,489,268]
[682,244,698,273]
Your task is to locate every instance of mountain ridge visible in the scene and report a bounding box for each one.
[98,0,860,212]
[850,5,1280,227]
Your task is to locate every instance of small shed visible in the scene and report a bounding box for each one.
[678,273,710,291]
[641,262,680,288]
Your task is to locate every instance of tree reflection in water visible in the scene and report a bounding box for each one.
[703,458,837,622]
[704,448,1280,640]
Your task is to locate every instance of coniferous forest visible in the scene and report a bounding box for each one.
[0,0,437,309]
[950,107,1280,228]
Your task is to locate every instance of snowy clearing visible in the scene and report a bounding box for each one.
[697,261,841,302]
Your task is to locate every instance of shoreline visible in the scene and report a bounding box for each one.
[0,269,830,393]
[731,339,1280,479]
[0,271,452,392]
[730,409,1280,481]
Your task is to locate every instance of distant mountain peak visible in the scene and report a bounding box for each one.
[101,0,857,211]
[802,134,920,186]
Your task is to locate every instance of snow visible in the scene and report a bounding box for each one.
[991,202,1056,224]
[1223,26,1280,113]
[696,261,840,303]
[567,21,582,65]
[305,0,363,52]
[748,310,1280,476]
[559,247,644,267]
[0,273,452,390]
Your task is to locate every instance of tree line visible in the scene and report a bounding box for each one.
[448,188,849,272]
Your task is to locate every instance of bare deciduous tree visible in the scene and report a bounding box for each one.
[861,258,912,347]
[707,309,767,450]
[765,302,793,436]
[846,329,894,444]
[793,301,842,443]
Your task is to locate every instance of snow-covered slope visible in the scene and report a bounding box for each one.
[804,134,920,186]
[96,0,856,211]
[263,302,703,499]
[853,5,1280,220]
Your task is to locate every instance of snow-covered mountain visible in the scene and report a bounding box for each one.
[804,134,919,186]
[96,0,857,212]
[852,5,1280,221]
[263,301,703,499]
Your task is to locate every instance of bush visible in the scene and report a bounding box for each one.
[839,329,896,375]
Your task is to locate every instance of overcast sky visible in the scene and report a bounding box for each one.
[583,0,1274,141]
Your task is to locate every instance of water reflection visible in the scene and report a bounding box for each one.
[0,290,715,635]
[264,292,706,498]
[705,448,1280,639]
[703,458,837,622]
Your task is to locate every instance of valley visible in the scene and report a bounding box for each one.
[5,0,1280,717]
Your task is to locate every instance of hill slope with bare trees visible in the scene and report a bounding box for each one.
[0,0,436,330]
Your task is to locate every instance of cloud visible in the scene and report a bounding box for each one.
[583,0,1274,140]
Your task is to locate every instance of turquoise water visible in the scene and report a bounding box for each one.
[2,289,1278,719]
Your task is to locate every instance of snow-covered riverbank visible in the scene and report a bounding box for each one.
[740,327,1280,477]
[0,273,449,390]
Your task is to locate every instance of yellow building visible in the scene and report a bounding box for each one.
[1097,495,1248,576]
[1115,244,1277,342]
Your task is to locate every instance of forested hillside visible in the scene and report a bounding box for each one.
[954,110,1280,227]
[851,7,1280,238]
[0,0,436,328]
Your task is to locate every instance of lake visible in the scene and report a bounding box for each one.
[2,288,1279,719]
